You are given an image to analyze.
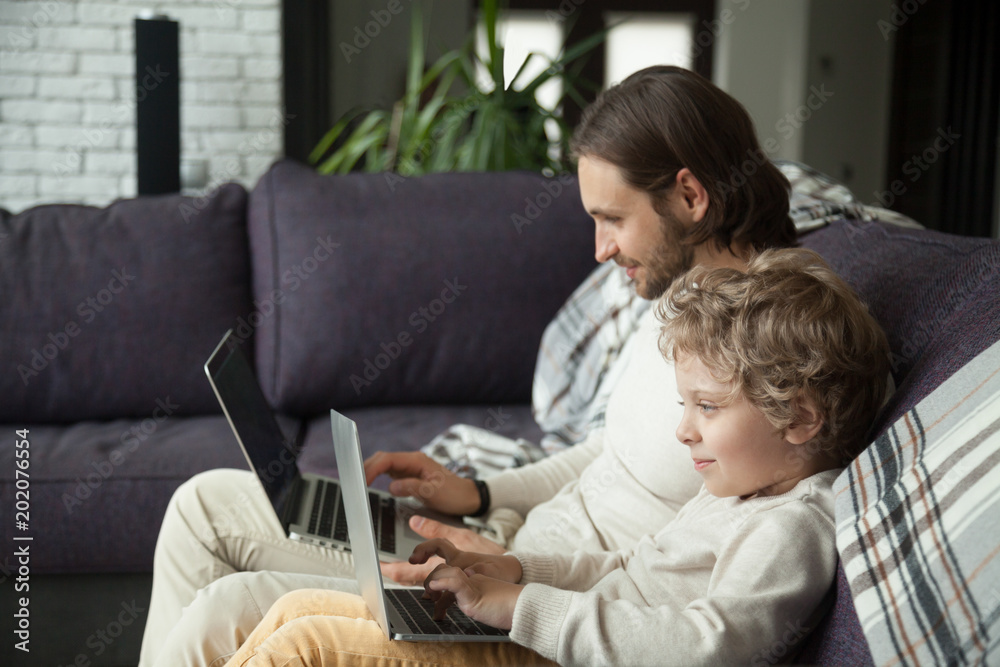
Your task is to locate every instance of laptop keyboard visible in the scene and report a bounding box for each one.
[385,588,509,637]
[308,480,396,552]
[370,493,396,554]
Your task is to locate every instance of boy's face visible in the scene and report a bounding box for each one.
[577,156,692,299]
[674,353,810,498]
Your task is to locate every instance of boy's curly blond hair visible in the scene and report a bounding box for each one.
[658,248,890,465]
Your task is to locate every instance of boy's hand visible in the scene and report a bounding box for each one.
[380,517,505,585]
[409,538,523,583]
[364,451,481,515]
[422,563,524,630]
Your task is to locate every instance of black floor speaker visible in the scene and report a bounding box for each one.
[135,15,180,196]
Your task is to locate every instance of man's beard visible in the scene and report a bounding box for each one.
[621,210,694,300]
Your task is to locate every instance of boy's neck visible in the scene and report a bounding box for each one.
[750,455,843,499]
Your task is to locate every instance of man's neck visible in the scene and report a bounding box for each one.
[692,241,752,271]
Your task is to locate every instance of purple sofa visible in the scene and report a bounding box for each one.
[2,158,998,665]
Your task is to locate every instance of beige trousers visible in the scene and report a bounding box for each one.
[139,469,521,667]
[140,469,362,667]
[222,589,558,667]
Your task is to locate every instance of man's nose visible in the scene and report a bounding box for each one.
[595,225,618,263]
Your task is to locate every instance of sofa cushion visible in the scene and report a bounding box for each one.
[836,339,1000,665]
[0,183,252,422]
[0,416,251,573]
[247,159,596,416]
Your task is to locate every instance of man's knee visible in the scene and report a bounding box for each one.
[168,469,256,525]
[179,571,268,628]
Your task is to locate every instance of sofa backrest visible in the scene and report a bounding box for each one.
[247,159,597,417]
[800,219,1000,434]
[0,184,253,423]
[796,218,1000,665]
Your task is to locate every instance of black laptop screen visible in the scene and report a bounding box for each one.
[207,334,301,524]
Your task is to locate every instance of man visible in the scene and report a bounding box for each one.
[139,65,796,667]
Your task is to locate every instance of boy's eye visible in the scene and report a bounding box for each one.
[698,403,718,413]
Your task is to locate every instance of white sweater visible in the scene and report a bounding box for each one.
[510,470,841,666]
[487,307,704,553]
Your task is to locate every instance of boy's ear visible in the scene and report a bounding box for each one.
[785,398,824,445]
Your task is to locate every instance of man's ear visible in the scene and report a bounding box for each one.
[674,168,710,224]
[785,398,824,445]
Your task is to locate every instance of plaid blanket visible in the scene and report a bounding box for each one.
[423,161,921,477]
[836,339,1000,666]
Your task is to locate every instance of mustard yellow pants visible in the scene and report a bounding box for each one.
[224,589,558,667]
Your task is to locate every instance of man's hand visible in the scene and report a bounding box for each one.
[416,539,525,630]
[364,451,480,515]
[380,516,505,585]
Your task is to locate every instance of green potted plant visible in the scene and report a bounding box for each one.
[309,0,606,176]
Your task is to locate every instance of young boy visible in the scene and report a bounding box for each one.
[223,248,890,666]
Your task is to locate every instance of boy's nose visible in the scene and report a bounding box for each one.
[676,417,698,446]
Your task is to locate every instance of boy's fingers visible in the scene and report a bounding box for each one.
[433,591,456,620]
[380,559,437,585]
[409,538,456,564]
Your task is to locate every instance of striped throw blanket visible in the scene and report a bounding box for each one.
[836,339,1000,666]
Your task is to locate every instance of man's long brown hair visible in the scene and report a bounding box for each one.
[570,65,796,252]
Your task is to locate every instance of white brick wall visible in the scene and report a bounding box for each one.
[0,0,283,212]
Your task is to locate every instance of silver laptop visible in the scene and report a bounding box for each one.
[204,328,453,561]
[331,408,511,641]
